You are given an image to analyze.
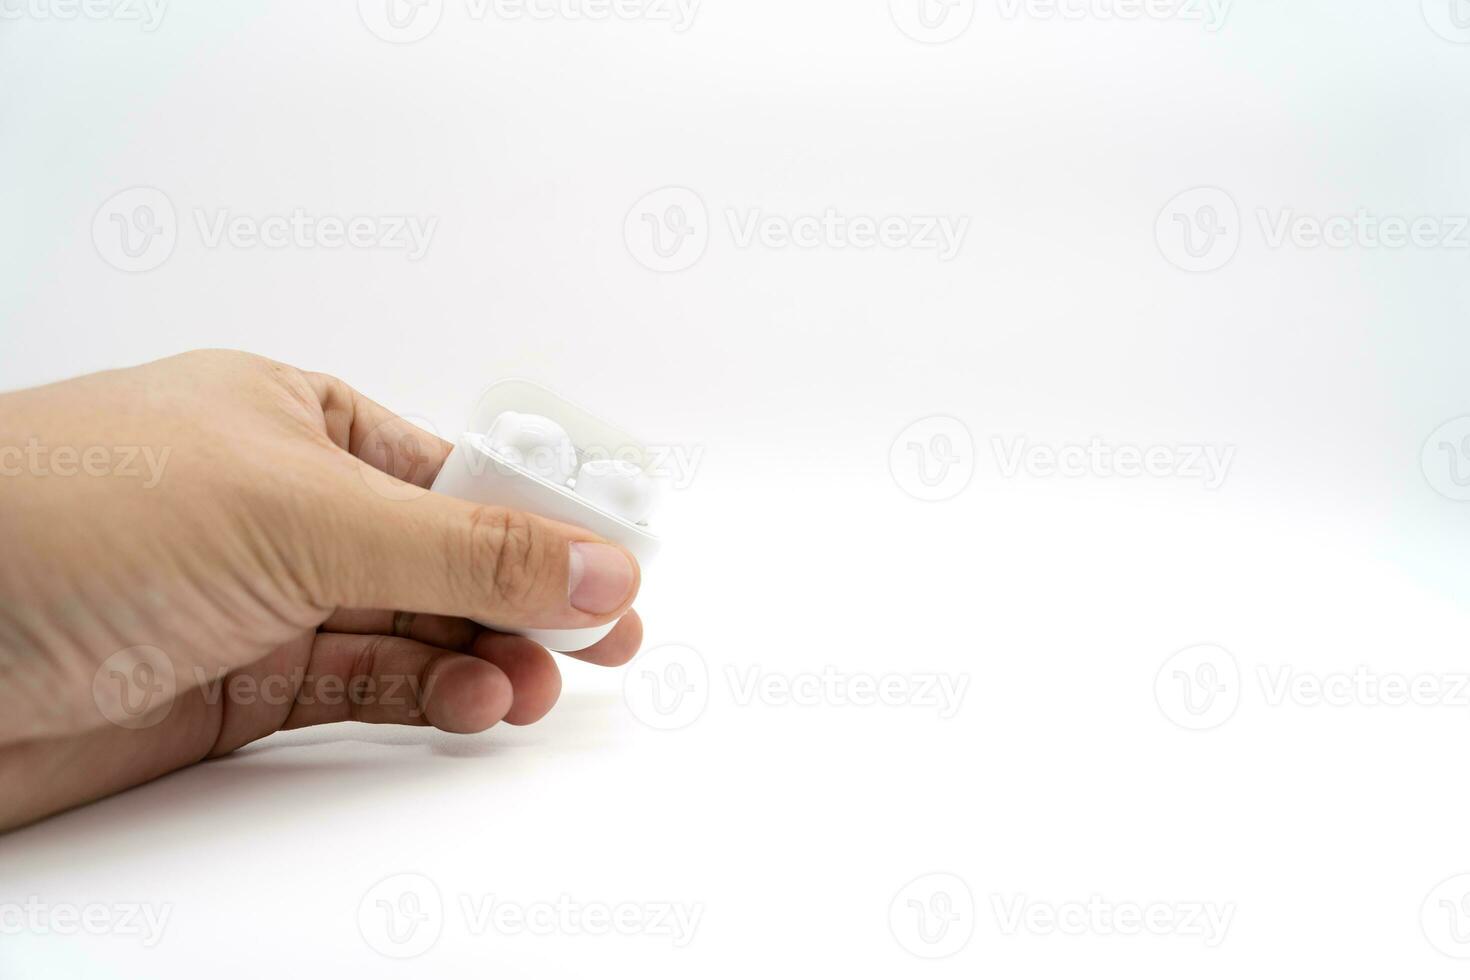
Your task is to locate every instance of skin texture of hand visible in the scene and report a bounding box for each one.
[0,350,643,831]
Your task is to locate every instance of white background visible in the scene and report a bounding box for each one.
[3,0,1470,976]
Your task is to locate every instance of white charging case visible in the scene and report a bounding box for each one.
[429,380,661,653]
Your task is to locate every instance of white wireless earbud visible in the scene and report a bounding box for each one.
[574,458,658,525]
[484,411,577,485]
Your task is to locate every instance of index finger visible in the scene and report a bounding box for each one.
[306,370,454,488]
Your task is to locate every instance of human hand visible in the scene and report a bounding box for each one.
[0,350,643,830]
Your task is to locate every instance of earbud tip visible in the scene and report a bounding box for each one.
[574,458,658,524]
[485,411,578,485]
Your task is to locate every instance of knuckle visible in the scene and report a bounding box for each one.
[464,506,549,615]
[304,369,346,402]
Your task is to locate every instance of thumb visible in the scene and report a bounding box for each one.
[291,368,639,629]
[305,466,641,630]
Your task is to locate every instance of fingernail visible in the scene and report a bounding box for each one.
[568,542,634,615]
